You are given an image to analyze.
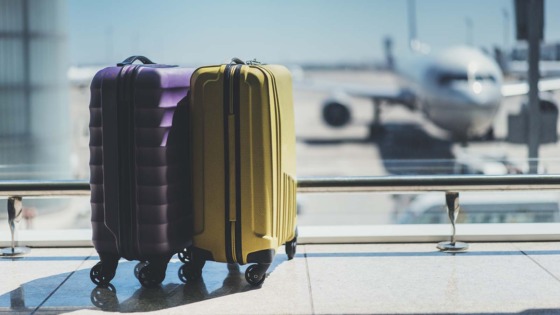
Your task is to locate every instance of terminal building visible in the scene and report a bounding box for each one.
[0,0,70,180]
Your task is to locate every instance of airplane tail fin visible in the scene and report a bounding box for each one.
[383,36,395,70]
[407,0,430,54]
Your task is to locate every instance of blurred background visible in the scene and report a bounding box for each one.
[1,0,560,230]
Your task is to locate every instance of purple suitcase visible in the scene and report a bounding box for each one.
[89,56,193,287]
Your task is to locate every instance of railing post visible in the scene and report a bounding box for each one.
[2,196,30,256]
[437,192,469,252]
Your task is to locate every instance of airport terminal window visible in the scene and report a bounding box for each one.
[2,0,560,230]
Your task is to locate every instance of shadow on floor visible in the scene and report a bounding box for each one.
[89,262,261,313]
[0,254,289,314]
[300,122,455,175]
[376,123,455,175]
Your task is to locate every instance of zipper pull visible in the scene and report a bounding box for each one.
[246,58,263,65]
[230,58,264,66]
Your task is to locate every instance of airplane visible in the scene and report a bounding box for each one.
[299,44,560,143]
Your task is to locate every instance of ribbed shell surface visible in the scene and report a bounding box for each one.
[89,65,193,259]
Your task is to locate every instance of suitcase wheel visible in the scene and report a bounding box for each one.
[178,261,203,283]
[137,262,166,288]
[285,228,298,260]
[133,261,148,279]
[90,261,117,286]
[245,264,267,287]
[177,247,192,264]
[90,284,118,310]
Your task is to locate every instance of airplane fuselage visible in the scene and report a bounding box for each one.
[397,46,504,140]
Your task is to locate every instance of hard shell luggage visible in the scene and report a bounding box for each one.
[183,59,298,286]
[89,56,193,287]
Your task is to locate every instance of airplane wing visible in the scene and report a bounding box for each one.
[501,77,560,97]
[507,61,560,78]
[297,78,416,108]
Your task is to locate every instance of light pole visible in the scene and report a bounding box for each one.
[465,17,474,46]
[526,0,543,174]
[502,8,510,51]
[408,0,417,49]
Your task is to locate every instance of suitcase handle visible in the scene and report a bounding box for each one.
[117,56,156,66]
[231,57,246,65]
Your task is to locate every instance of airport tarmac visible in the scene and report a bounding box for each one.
[292,70,560,225]
[11,68,560,231]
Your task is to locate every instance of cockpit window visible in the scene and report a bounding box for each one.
[438,73,496,85]
[438,73,468,85]
[474,74,496,82]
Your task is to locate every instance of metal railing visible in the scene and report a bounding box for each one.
[2,174,560,196]
[0,180,90,197]
[2,175,560,254]
[298,175,560,251]
[297,175,560,192]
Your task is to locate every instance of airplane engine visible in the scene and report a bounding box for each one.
[322,97,352,128]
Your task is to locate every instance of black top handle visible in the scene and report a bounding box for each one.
[117,56,156,67]
[230,57,246,65]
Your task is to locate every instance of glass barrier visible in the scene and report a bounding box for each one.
[298,191,560,226]
[1,190,559,231]
[2,0,560,234]
[0,196,90,231]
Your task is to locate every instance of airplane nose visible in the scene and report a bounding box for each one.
[472,82,482,94]
[463,84,502,107]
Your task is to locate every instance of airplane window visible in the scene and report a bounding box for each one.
[438,73,496,85]
[438,73,468,85]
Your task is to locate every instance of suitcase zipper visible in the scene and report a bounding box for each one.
[223,64,244,264]
[116,65,139,259]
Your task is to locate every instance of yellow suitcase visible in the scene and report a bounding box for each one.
[181,59,297,286]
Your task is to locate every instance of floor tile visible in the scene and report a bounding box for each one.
[305,243,560,314]
[11,243,560,315]
[0,248,94,314]
[511,242,560,281]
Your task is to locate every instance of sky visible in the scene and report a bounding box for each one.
[66,0,560,66]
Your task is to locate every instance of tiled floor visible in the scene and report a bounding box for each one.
[3,243,560,314]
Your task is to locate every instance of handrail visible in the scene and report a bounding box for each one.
[0,180,91,197]
[297,175,560,193]
[2,175,560,196]
[2,176,560,250]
